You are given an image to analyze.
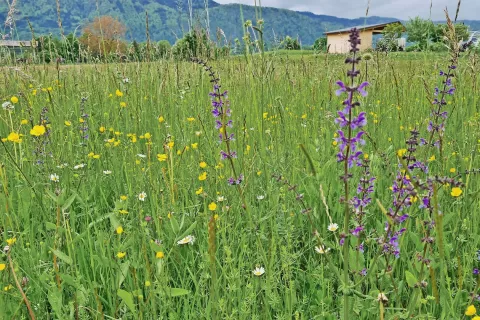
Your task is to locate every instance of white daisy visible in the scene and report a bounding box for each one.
[328,223,339,232]
[315,245,330,254]
[73,163,86,170]
[252,266,265,276]
[137,154,147,158]
[177,235,195,245]
[103,170,112,175]
[138,192,147,201]
[217,196,225,202]
[50,174,59,183]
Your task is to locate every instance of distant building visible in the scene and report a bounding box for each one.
[324,21,404,53]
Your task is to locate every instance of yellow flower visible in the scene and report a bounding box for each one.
[450,168,456,173]
[332,140,338,146]
[177,150,182,155]
[6,238,16,245]
[156,251,164,259]
[157,154,168,162]
[7,132,21,143]
[397,149,407,157]
[263,112,268,119]
[257,171,262,176]
[214,214,219,220]
[145,281,151,287]
[199,161,207,168]
[119,209,129,215]
[187,117,195,122]
[208,202,217,211]
[30,125,46,136]
[158,116,165,123]
[364,153,369,159]
[20,119,28,125]
[47,87,53,92]
[301,114,307,119]
[195,187,203,195]
[116,226,124,234]
[120,102,127,108]
[99,126,106,133]
[88,152,95,158]
[428,155,435,162]
[465,305,476,316]
[451,187,462,197]
[120,195,127,201]
[0,264,6,271]
[115,89,123,97]
[198,172,207,181]
[64,120,71,126]
[11,96,19,104]
[4,285,13,291]
[473,317,480,320]
[167,141,174,149]
[191,143,198,149]
[93,154,100,159]
[32,89,37,96]
[116,252,126,259]
[144,132,151,139]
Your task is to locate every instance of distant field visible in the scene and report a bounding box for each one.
[0,51,479,319]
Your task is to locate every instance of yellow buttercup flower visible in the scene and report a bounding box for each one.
[451,187,462,197]
[397,149,407,157]
[116,226,124,235]
[119,209,129,215]
[428,155,435,162]
[20,119,28,125]
[195,187,203,195]
[6,238,16,246]
[116,252,126,259]
[157,154,168,162]
[465,305,476,316]
[93,154,101,159]
[99,126,106,133]
[30,125,46,136]
[450,168,456,173]
[120,102,127,108]
[144,132,151,139]
[7,132,21,143]
[187,117,195,122]
[0,264,6,271]
[11,96,19,104]
[198,172,207,181]
[158,116,165,123]
[191,143,198,149]
[120,195,127,201]
[167,141,174,149]
[208,202,217,211]
[199,161,207,168]
[156,251,164,259]
[115,89,123,97]
[64,120,71,126]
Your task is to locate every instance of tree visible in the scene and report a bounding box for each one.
[313,37,327,52]
[157,40,171,58]
[406,17,434,49]
[80,16,127,57]
[377,22,404,52]
[431,23,470,43]
[282,36,300,50]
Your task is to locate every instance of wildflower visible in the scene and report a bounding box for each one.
[103,170,112,175]
[217,196,225,202]
[167,141,174,149]
[187,117,195,122]
[191,143,198,149]
[115,89,123,97]
[450,168,456,173]
[73,163,85,170]
[257,195,265,200]
[2,101,14,110]
[252,266,265,276]
[377,293,388,303]
[144,132,151,139]
[145,281,151,287]
[301,114,307,119]
[116,252,126,259]
[177,235,195,245]
[20,119,28,125]
[466,305,476,316]
[328,223,339,232]
[119,209,128,215]
[116,226,123,234]
[195,131,201,136]
[208,202,217,211]
[315,245,331,254]
[50,174,60,183]
[157,154,168,162]
[120,102,127,108]
[30,125,46,136]
[257,171,262,176]
[138,192,147,201]
[4,285,13,291]
[263,112,268,119]
[0,264,5,271]
[10,96,18,104]
[451,187,462,197]
[428,155,436,162]
[156,251,165,259]
[120,195,127,201]
[99,126,106,133]
[93,154,100,159]
[195,187,203,195]
[7,132,21,143]
[198,172,207,181]
[397,149,407,157]
[6,238,16,246]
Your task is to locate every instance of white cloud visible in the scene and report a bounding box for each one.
[214,0,479,20]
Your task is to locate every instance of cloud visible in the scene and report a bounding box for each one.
[214,0,479,20]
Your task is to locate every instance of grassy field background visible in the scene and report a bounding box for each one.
[1,51,480,319]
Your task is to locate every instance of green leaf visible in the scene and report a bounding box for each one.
[170,214,180,234]
[46,222,57,230]
[118,261,130,287]
[405,271,418,288]
[117,289,136,316]
[159,287,190,297]
[45,189,59,203]
[48,287,65,318]
[50,248,73,265]
[61,193,77,211]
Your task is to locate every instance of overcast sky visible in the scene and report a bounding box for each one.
[214,0,479,20]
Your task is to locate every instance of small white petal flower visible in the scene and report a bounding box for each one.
[377,292,388,302]
[252,266,265,276]
[103,170,112,175]
[73,163,86,170]
[137,154,147,158]
[138,192,147,201]
[2,101,14,111]
[328,223,339,232]
[177,235,195,245]
[122,77,129,83]
[195,131,202,136]
[256,195,265,200]
[217,196,225,202]
[49,174,59,183]
[315,245,330,254]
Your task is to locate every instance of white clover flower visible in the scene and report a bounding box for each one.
[328,223,339,232]
[103,170,112,175]
[252,266,265,276]
[50,174,59,183]
[315,245,330,254]
[177,235,195,245]
[138,192,147,201]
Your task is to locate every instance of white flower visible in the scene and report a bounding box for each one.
[73,163,86,170]
[103,170,112,175]
[265,129,271,134]
[138,192,147,201]
[177,235,195,245]
[122,77,129,83]
[2,101,14,111]
[137,154,146,158]
[377,292,388,302]
[217,196,225,202]
[256,195,265,200]
[195,131,202,136]
[328,223,339,232]
[252,266,265,276]
[315,245,330,254]
[56,163,68,169]
[49,174,59,183]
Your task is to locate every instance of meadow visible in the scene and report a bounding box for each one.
[1,48,480,319]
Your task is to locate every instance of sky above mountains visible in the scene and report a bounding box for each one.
[214,0,479,21]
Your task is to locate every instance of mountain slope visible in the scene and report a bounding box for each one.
[0,0,478,45]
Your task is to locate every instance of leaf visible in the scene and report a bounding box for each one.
[50,248,73,265]
[48,287,65,318]
[160,287,190,297]
[117,289,136,316]
[46,222,57,230]
[176,221,197,242]
[405,271,418,288]
[61,193,77,211]
[118,261,130,287]
[170,214,180,234]
[45,189,59,203]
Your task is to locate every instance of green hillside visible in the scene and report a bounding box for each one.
[0,0,478,45]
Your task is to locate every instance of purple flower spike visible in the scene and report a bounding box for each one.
[357,82,369,97]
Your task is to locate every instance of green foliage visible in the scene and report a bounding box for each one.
[172,30,229,60]
[313,37,327,52]
[281,36,301,50]
[406,17,435,49]
[431,23,470,43]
